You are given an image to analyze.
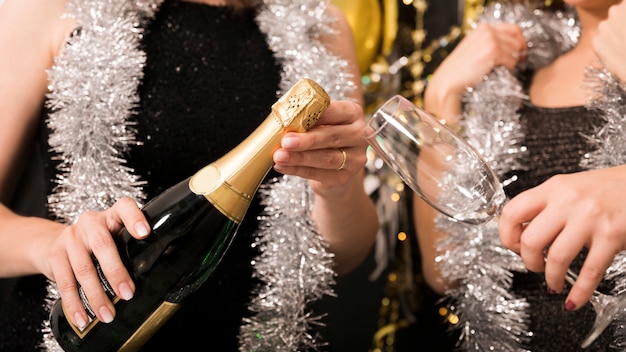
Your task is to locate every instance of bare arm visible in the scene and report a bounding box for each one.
[424,23,526,121]
[0,0,73,275]
[0,0,151,328]
[272,4,378,276]
[417,22,527,294]
[593,1,626,82]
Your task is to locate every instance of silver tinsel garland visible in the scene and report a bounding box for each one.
[583,66,626,350]
[41,0,353,351]
[238,176,337,351]
[436,2,626,351]
[240,0,354,350]
[42,1,162,350]
[46,0,160,225]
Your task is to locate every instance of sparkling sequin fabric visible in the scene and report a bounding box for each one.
[127,1,282,198]
[433,3,626,350]
[504,104,603,197]
[129,3,282,351]
[504,101,615,351]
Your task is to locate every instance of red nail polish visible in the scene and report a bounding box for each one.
[547,287,557,294]
[565,300,577,311]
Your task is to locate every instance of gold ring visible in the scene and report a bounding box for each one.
[336,149,347,170]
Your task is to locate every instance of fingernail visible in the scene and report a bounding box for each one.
[547,287,557,294]
[99,306,114,323]
[118,282,134,301]
[281,135,299,148]
[565,300,577,311]
[74,312,88,329]
[134,222,149,238]
[273,150,289,163]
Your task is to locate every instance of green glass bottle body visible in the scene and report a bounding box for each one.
[50,177,238,351]
[48,78,330,352]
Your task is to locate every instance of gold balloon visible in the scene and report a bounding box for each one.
[380,0,398,58]
[331,0,383,75]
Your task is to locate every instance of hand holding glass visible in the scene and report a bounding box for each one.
[364,94,626,348]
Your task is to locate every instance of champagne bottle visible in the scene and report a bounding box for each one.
[49,78,330,352]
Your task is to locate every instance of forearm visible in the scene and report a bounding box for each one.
[311,170,378,276]
[414,196,449,295]
[423,69,465,122]
[0,205,61,278]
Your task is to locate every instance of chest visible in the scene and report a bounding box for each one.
[528,50,597,108]
[130,1,283,196]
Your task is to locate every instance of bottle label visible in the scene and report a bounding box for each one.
[62,297,180,347]
[66,260,180,345]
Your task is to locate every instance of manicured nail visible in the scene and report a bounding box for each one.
[74,312,87,329]
[547,287,557,294]
[118,282,134,301]
[273,150,289,163]
[134,222,149,238]
[281,135,299,148]
[565,300,577,311]
[99,306,114,323]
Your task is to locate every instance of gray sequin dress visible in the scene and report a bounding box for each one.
[502,101,614,351]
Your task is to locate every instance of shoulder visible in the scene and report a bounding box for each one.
[324,3,352,35]
[0,0,75,59]
[321,3,363,104]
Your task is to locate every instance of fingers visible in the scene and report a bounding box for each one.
[48,225,100,328]
[499,168,626,311]
[315,99,364,126]
[543,219,588,294]
[498,186,546,253]
[273,100,368,183]
[516,205,564,273]
[490,23,527,68]
[274,146,365,179]
[48,197,149,327]
[469,23,527,70]
[111,197,151,240]
[50,212,119,327]
[427,22,527,102]
[562,242,616,311]
[557,204,623,310]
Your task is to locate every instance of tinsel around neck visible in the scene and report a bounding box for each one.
[436,3,626,351]
[41,0,354,351]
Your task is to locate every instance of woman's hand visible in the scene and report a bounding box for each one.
[593,1,626,82]
[45,197,150,328]
[273,99,377,275]
[424,23,527,118]
[498,165,626,311]
[273,100,367,198]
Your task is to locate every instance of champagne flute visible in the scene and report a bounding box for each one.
[364,94,626,349]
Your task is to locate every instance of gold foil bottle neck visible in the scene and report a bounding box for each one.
[189,78,331,222]
[271,78,330,132]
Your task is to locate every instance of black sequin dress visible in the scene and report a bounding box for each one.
[1,2,283,351]
[500,101,614,351]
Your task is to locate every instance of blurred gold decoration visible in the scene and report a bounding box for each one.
[331,0,386,74]
[335,0,492,108]
[401,0,489,106]
[463,0,485,30]
[438,306,460,325]
[365,1,487,351]
[381,0,400,57]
